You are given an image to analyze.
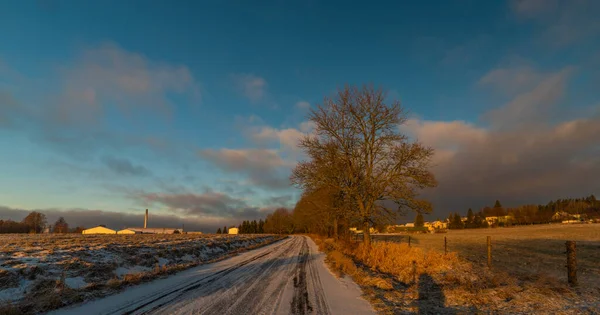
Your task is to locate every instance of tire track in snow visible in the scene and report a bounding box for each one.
[115,238,293,314]
[53,236,374,315]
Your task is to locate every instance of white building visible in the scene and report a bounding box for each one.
[228,227,239,235]
[82,226,116,234]
[123,227,183,234]
[117,229,138,234]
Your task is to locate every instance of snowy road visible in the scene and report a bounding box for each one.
[52,236,375,315]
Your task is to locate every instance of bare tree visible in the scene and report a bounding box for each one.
[22,211,47,234]
[264,208,294,234]
[53,217,69,234]
[292,85,437,246]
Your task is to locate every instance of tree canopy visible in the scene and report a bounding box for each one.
[291,85,437,245]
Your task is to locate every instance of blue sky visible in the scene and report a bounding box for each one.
[1,0,599,230]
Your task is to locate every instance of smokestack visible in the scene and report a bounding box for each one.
[144,209,148,229]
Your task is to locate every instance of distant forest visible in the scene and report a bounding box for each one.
[0,211,84,234]
[445,195,600,229]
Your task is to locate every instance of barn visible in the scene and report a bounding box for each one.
[122,227,183,234]
[228,227,239,235]
[117,229,138,234]
[82,226,116,234]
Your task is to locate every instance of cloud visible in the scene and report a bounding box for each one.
[250,126,304,151]
[295,101,310,109]
[131,190,256,217]
[198,148,292,189]
[231,73,267,102]
[479,66,543,95]
[511,0,600,46]
[483,67,573,129]
[55,42,200,125]
[1,43,201,161]
[264,195,294,208]
[237,115,315,157]
[511,0,559,17]
[404,68,600,216]
[101,156,151,177]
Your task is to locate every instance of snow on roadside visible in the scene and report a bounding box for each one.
[306,237,376,314]
[115,266,151,277]
[0,234,282,314]
[65,277,87,289]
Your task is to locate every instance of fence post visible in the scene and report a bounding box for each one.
[408,236,411,247]
[412,260,417,284]
[444,236,447,255]
[566,241,577,287]
[487,236,492,269]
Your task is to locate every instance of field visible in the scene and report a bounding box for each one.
[320,224,600,314]
[0,234,283,314]
[375,224,600,288]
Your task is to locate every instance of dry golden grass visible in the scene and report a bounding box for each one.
[313,229,600,314]
[403,224,600,288]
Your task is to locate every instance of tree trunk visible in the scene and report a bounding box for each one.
[333,217,339,239]
[363,220,371,247]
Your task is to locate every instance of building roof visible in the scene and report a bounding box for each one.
[82,226,116,234]
[124,227,183,234]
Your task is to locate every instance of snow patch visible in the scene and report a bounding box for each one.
[115,266,151,277]
[0,279,31,302]
[65,277,87,289]
[157,258,170,267]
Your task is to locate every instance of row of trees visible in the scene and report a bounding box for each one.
[216,219,267,234]
[444,196,600,229]
[0,211,85,234]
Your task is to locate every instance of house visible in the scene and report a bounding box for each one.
[82,226,116,234]
[431,221,448,229]
[228,227,239,234]
[485,215,514,226]
[405,223,415,228]
[552,211,569,221]
[485,216,498,225]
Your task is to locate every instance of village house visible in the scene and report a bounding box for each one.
[228,227,239,234]
[485,215,514,225]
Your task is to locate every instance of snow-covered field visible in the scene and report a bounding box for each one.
[50,236,375,315]
[0,233,282,314]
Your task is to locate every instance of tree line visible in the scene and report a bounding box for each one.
[217,219,267,234]
[0,211,85,234]
[443,196,600,229]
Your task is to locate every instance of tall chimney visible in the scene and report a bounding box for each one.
[144,209,148,228]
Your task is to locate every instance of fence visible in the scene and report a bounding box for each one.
[354,233,585,287]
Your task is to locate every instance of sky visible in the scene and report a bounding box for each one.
[1,0,599,230]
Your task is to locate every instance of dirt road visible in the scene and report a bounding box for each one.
[53,236,374,315]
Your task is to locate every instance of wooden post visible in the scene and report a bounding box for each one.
[412,260,417,284]
[444,236,447,255]
[566,241,577,287]
[487,236,492,269]
[408,236,411,247]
